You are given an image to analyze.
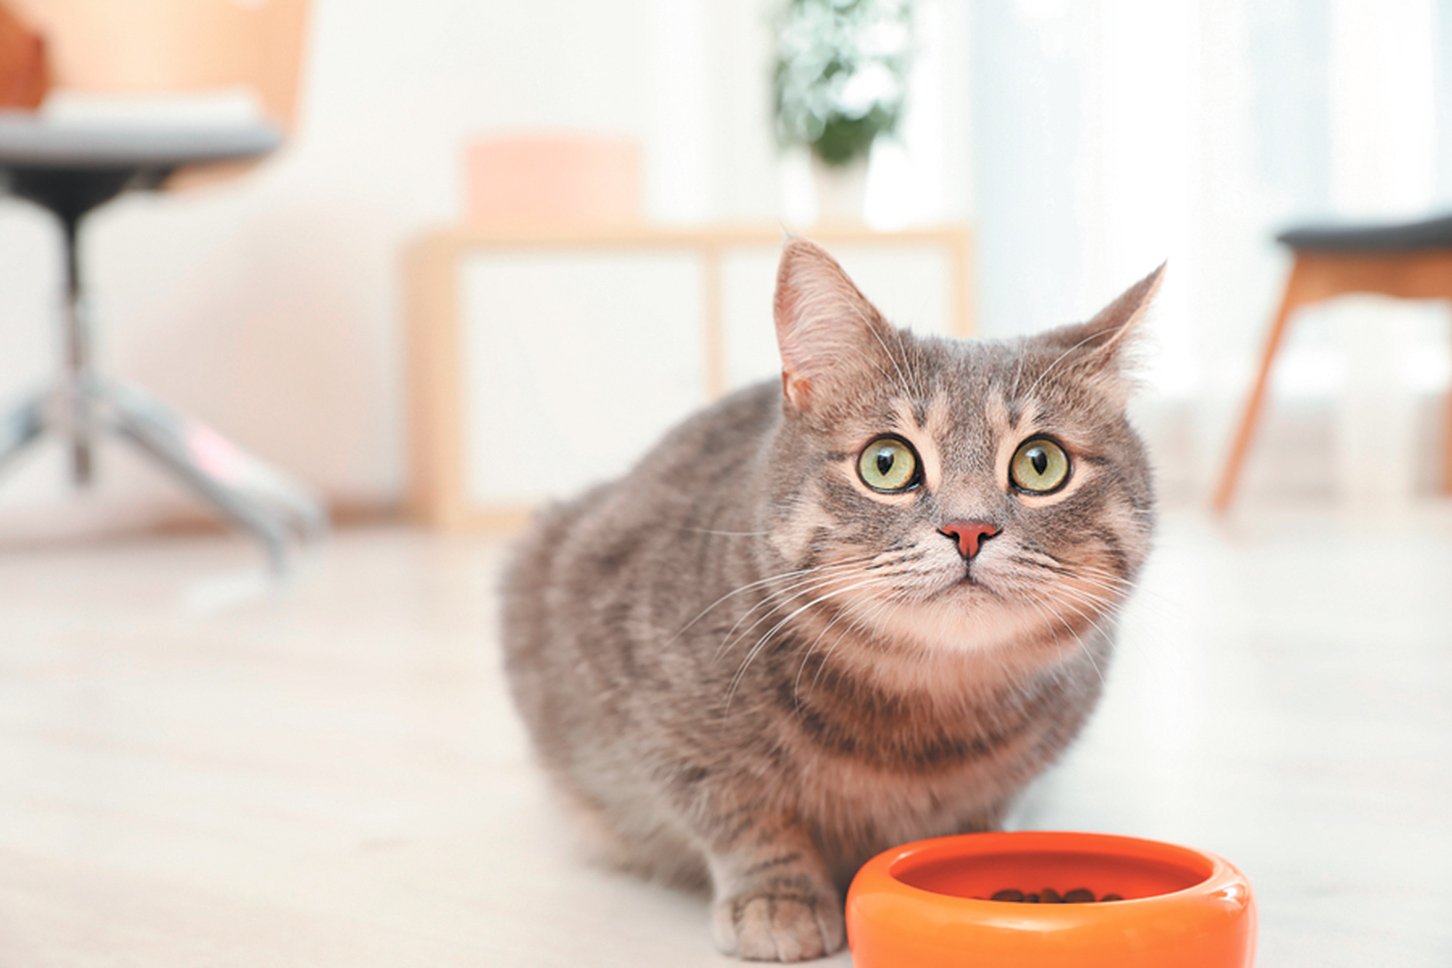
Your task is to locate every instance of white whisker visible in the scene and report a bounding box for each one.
[672,554,872,646]
[709,560,880,664]
[723,575,896,713]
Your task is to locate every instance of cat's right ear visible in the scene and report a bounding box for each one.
[773,238,894,412]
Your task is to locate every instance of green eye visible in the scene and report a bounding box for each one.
[1010,437,1071,494]
[857,436,921,493]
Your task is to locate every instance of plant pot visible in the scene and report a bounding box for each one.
[846,831,1256,968]
[810,152,869,223]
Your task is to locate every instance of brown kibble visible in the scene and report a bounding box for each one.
[991,887,1124,903]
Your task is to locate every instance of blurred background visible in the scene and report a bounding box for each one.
[1,0,1449,532]
[0,2,1449,966]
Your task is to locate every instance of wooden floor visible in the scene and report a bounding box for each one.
[0,509,1448,967]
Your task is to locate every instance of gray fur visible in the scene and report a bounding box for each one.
[502,240,1159,962]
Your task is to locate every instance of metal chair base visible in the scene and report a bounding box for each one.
[0,375,326,575]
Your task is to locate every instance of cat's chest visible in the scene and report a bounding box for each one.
[786,719,1041,873]
[753,645,1088,826]
[776,684,1076,869]
[762,644,1070,769]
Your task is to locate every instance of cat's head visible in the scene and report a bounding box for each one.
[764,238,1158,660]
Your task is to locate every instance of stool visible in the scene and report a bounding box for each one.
[1213,212,1452,512]
[0,116,325,571]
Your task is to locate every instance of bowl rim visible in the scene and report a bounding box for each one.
[847,831,1257,967]
[867,829,1241,908]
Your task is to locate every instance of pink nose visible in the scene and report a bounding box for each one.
[939,520,1001,560]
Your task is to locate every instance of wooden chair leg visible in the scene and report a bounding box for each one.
[1445,305,1452,495]
[1212,264,1306,513]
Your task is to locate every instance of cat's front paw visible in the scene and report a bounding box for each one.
[711,886,845,962]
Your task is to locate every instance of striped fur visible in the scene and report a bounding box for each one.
[502,240,1160,961]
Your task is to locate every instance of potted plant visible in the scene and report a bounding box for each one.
[772,0,912,221]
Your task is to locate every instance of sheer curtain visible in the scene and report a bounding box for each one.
[959,0,1451,504]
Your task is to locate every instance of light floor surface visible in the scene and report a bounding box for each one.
[0,507,1449,967]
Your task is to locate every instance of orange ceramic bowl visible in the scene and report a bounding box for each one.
[846,831,1255,968]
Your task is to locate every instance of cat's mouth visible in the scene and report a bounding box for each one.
[952,567,999,596]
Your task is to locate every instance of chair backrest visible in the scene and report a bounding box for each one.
[7,0,309,129]
[0,4,50,108]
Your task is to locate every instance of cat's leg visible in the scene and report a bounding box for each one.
[701,812,844,962]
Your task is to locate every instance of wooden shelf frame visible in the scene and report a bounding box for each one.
[404,222,974,530]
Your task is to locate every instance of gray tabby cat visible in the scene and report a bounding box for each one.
[503,239,1159,962]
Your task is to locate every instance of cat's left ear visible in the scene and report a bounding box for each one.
[1039,262,1166,377]
[773,237,896,413]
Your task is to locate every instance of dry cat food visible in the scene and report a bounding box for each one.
[987,887,1123,903]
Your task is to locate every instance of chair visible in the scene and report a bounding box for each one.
[0,0,321,572]
[0,3,48,109]
[1212,212,1452,512]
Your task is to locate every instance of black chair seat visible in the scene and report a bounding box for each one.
[0,113,282,223]
[0,113,281,169]
[1277,212,1452,252]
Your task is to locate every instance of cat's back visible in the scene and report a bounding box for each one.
[500,379,780,671]
[512,377,778,552]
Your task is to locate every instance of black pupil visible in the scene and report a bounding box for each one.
[876,450,895,476]
[1028,448,1049,475]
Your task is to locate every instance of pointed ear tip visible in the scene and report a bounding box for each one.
[1130,261,1168,305]
[777,237,836,283]
[783,235,835,258]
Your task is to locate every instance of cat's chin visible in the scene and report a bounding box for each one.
[860,589,1065,662]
